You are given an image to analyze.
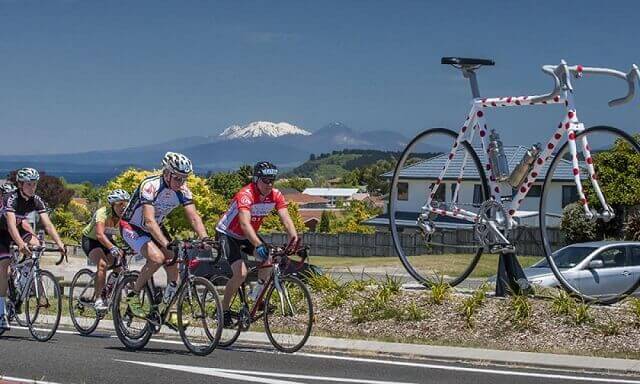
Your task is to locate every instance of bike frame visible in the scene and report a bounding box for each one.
[423,63,640,227]
[11,247,47,305]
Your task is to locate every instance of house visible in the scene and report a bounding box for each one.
[302,188,361,207]
[280,188,331,209]
[365,146,578,230]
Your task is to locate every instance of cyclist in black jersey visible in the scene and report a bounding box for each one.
[0,168,67,331]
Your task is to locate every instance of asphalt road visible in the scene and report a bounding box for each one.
[1,325,639,384]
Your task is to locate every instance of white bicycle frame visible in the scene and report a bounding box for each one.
[422,61,640,228]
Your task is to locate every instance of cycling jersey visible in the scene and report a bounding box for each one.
[0,192,47,230]
[216,183,287,240]
[82,206,119,241]
[122,175,193,231]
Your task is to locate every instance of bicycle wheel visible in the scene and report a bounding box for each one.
[540,125,640,304]
[177,276,223,355]
[112,273,153,350]
[389,128,490,288]
[69,268,100,335]
[25,270,62,342]
[210,275,242,347]
[264,275,313,353]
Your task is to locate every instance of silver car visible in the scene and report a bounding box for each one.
[524,241,640,297]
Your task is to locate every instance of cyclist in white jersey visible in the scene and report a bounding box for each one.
[120,152,209,318]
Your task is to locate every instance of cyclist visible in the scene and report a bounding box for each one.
[216,161,299,326]
[120,152,209,321]
[0,168,67,331]
[1,183,34,235]
[81,189,130,311]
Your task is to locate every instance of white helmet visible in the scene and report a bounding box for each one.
[107,189,130,204]
[161,152,193,175]
[0,183,17,194]
[16,168,40,182]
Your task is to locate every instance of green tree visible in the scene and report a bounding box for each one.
[260,202,306,234]
[318,210,334,233]
[332,200,379,234]
[238,164,254,185]
[50,208,84,242]
[275,177,312,192]
[207,171,244,201]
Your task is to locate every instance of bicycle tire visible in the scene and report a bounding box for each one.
[540,125,640,304]
[264,275,313,353]
[112,273,153,350]
[177,276,223,355]
[389,127,490,287]
[210,275,242,347]
[25,270,62,342]
[69,268,101,335]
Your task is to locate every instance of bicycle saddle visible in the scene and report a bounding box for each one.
[441,57,495,66]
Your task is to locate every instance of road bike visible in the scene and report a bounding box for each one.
[0,233,64,341]
[389,57,640,303]
[68,247,136,335]
[111,238,223,356]
[211,242,313,353]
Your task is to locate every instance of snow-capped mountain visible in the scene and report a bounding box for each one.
[219,121,312,140]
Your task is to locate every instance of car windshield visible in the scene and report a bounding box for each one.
[533,246,598,269]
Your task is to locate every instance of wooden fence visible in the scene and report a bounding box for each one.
[261,228,563,257]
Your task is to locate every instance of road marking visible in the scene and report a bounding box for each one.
[9,326,640,383]
[117,360,419,384]
[279,352,640,384]
[0,375,61,384]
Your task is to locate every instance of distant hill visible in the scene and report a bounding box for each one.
[284,149,439,180]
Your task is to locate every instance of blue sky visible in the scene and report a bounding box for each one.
[0,0,638,154]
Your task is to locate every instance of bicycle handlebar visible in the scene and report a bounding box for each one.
[166,238,220,266]
[531,61,639,107]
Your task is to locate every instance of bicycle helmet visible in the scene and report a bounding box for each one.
[16,168,40,182]
[107,189,130,204]
[161,152,193,175]
[252,161,278,183]
[0,183,17,194]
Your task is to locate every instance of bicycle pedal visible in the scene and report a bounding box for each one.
[489,244,516,254]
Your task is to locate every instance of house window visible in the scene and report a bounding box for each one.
[473,184,483,207]
[527,185,542,197]
[562,185,578,208]
[451,183,457,201]
[397,182,408,201]
[429,182,446,202]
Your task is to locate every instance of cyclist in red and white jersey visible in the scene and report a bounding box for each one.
[216,161,298,326]
[120,152,209,319]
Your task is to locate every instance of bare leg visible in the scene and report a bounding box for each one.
[222,260,247,310]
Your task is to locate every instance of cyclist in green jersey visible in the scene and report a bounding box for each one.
[80,189,130,311]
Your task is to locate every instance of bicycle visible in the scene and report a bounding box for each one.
[111,238,223,356]
[389,57,640,304]
[68,247,136,335]
[210,242,313,353]
[0,232,65,341]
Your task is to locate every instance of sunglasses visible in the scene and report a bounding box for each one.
[170,173,188,184]
[259,177,276,185]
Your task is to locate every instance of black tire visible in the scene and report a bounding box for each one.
[25,270,62,342]
[112,273,153,350]
[264,275,313,353]
[540,126,640,304]
[177,276,223,355]
[389,128,490,288]
[69,268,100,335]
[210,275,242,347]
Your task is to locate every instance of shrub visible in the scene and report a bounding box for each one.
[429,275,450,305]
[560,203,598,244]
[508,294,532,330]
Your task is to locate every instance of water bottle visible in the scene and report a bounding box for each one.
[163,281,177,304]
[249,279,265,301]
[487,130,510,182]
[507,143,541,188]
[102,271,119,298]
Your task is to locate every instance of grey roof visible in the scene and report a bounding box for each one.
[382,146,577,181]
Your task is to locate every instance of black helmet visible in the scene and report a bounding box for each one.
[253,161,278,183]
